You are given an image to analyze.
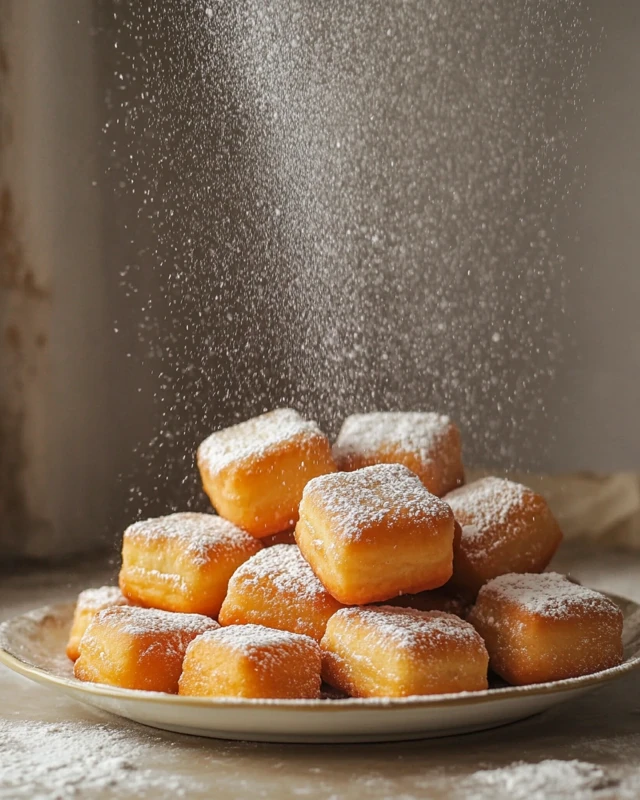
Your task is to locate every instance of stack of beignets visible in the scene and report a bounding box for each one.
[68,407,624,700]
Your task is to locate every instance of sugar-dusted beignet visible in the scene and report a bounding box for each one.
[119,512,261,617]
[218,544,344,641]
[66,586,131,661]
[295,463,455,605]
[445,477,563,596]
[321,606,489,697]
[333,411,464,497]
[198,408,337,538]
[178,624,321,699]
[468,572,624,685]
[74,606,217,692]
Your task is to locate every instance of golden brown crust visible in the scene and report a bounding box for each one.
[333,412,464,497]
[73,606,218,693]
[321,606,488,697]
[197,409,337,537]
[178,624,322,699]
[119,512,262,617]
[445,477,563,596]
[218,545,344,641]
[66,587,130,661]
[468,573,623,685]
[295,464,455,605]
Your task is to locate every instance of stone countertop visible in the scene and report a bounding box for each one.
[1,548,640,799]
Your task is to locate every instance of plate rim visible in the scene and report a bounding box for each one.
[1,591,639,713]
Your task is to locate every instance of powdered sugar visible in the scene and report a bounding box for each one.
[229,544,331,602]
[197,408,324,474]
[0,719,205,799]
[192,623,319,665]
[331,606,484,652]
[87,605,217,639]
[446,477,528,538]
[334,411,453,463]
[464,759,618,800]
[302,463,452,541]
[124,512,257,565]
[478,572,622,620]
[75,586,128,611]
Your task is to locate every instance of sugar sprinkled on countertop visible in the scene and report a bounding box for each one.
[462,759,621,800]
[0,719,206,799]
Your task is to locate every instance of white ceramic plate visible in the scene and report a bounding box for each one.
[1,595,640,743]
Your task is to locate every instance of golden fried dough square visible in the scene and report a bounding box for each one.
[445,477,563,596]
[66,586,131,661]
[218,544,344,641]
[333,411,464,497]
[321,606,489,697]
[468,572,624,685]
[119,512,262,617]
[178,624,321,699]
[295,463,455,605]
[73,606,217,693]
[197,409,336,537]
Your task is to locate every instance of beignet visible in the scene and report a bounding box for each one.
[66,586,130,661]
[468,572,624,685]
[119,512,261,617]
[74,605,217,692]
[333,411,464,497]
[295,463,455,605]
[321,606,489,697]
[218,544,344,641]
[445,477,562,596]
[198,408,336,537]
[178,624,321,699]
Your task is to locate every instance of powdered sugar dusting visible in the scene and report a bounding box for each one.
[230,544,331,602]
[75,586,129,611]
[197,408,324,474]
[479,572,622,620]
[193,623,319,665]
[87,605,217,639]
[332,606,484,652]
[465,759,618,800]
[303,463,452,541]
[446,477,528,538]
[125,512,257,565]
[0,719,205,798]
[334,411,454,463]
